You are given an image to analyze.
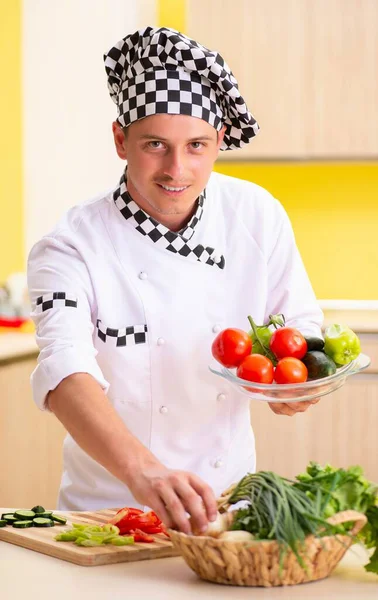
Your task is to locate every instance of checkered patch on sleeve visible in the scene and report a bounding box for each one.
[35,292,78,313]
[96,320,148,347]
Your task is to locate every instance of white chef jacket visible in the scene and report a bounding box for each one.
[27,171,323,511]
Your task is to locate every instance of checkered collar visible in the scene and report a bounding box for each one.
[113,173,225,269]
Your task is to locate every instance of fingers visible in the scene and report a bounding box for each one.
[174,479,209,533]
[269,402,297,416]
[149,497,175,530]
[269,398,320,416]
[158,484,192,534]
[149,472,217,534]
[189,474,218,521]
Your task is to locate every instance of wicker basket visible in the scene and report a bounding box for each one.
[169,509,367,587]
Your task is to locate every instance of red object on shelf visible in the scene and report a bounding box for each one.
[0,316,28,328]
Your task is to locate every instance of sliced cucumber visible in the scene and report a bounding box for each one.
[14,510,36,520]
[2,514,17,523]
[33,517,54,527]
[51,514,67,525]
[31,505,45,514]
[37,511,53,519]
[0,520,7,527]
[13,520,34,528]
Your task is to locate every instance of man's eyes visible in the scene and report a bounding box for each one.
[146,141,205,149]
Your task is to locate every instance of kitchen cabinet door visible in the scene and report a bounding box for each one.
[187,0,378,159]
[250,374,378,482]
[0,357,66,508]
[306,0,378,157]
[187,0,308,159]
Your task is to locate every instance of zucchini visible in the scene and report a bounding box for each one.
[0,520,7,527]
[33,517,54,527]
[304,336,325,352]
[51,514,67,525]
[14,510,36,520]
[13,520,34,528]
[31,505,45,514]
[302,351,337,381]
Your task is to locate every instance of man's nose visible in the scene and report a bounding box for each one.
[162,149,186,181]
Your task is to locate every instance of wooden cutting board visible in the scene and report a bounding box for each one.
[0,508,179,566]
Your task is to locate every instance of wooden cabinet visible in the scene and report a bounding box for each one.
[187,0,378,159]
[1,328,376,509]
[0,356,66,509]
[250,333,378,481]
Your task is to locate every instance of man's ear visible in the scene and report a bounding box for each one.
[216,124,227,151]
[112,121,128,160]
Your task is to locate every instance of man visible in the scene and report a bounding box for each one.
[27,26,323,534]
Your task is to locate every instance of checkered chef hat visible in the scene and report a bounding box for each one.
[103,26,259,151]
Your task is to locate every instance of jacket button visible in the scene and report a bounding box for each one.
[159,406,168,414]
[157,337,165,346]
[138,271,148,280]
[217,393,226,402]
[212,324,221,333]
[214,460,223,469]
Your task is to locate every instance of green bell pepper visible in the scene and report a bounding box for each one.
[324,324,361,366]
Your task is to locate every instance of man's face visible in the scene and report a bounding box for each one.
[112,114,225,218]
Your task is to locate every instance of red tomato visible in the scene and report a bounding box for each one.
[274,357,308,384]
[212,328,252,368]
[236,354,274,384]
[270,327,307,360]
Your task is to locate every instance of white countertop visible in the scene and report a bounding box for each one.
[1,537,377,600]
[0,307,377,365]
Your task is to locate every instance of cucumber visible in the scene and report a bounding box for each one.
[14,510,36,520]
[13,520,34,528]
[2,513,16,522]
[31,505,45,514]
[51,514,67,525]
[0,520,7,527]
[304,336,325,352]
[302,351,337,381]
[37,512,53,519]
[33,517,54,527]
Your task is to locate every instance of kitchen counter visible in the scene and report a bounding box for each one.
[0,308,377,364]
[0,332,38,364]
[1,508,377,600]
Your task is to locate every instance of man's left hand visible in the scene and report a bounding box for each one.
[268,398,320,416]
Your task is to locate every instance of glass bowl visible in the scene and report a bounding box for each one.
[209,353,371,403]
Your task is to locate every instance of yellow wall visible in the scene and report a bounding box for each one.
[0,0,23,283]
[158,0,186,32]
[214,161,378,300]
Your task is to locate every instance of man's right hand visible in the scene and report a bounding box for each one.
[127,464,218,534]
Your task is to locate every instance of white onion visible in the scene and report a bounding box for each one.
[218,530,255,542]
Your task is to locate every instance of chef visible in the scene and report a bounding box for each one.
[27,26,323,534]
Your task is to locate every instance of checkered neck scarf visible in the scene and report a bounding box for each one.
[113,173,225,269]
[104,26,259,151]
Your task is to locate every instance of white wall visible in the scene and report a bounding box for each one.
[23,0,157,253]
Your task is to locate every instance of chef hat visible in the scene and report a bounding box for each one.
[103,26,259,151]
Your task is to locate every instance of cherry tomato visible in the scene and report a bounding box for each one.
[274,357,308,384]
[236,354,274,384]
[270,327,307,360]
[212,328,252,368]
